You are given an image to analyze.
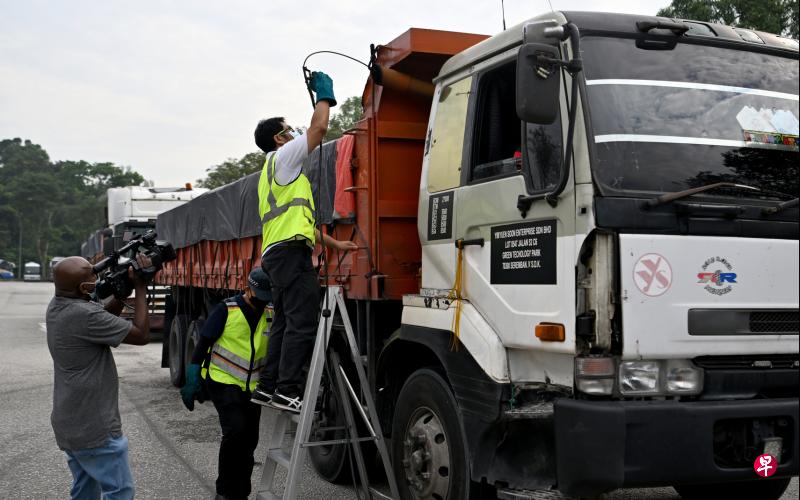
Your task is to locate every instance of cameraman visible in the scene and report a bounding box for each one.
[46,255,151,500]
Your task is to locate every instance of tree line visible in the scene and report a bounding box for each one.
[0,138,144,276]
[658,0,799,38]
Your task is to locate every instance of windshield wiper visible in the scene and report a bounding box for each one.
[762,197,799,215]
[645,182,763,208]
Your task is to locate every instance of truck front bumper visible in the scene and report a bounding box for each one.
[554,397,799,496]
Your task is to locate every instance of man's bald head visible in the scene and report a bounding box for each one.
[53,257,95,299]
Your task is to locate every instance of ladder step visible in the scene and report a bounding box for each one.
[266,448,292,469]
[256,492,282,500]
[301,435,379,448]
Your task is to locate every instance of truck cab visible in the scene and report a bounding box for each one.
[389,10,798,500]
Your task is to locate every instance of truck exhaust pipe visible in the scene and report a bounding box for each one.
[370,64,434,98]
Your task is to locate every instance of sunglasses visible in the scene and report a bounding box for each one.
[277,126,296,137]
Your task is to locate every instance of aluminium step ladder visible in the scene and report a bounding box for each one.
[256,286,400,500]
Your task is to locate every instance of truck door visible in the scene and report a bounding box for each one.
[422,54,577,380]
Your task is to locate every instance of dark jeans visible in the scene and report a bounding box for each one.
[207,378,261,499]
[258,243,320,398]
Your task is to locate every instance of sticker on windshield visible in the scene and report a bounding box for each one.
[736,106,799,149]
[697,256,738,296]
[633,253,672,297]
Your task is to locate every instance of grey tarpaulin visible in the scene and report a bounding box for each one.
[156,140,338,249]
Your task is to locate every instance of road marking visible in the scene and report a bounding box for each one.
[39,322,47,333]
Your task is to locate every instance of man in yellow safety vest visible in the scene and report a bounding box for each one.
[249,71,356,413]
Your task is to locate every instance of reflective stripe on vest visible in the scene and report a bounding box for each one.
[257,152,316,253]
[205,300,270,391]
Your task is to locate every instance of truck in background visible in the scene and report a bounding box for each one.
[156,13,798,500]
[82,185,207,330]
[22,261,41,281]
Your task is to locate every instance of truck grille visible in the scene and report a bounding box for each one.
[688,308,799,335]
[750,311,799,334]
[694,354,800,370]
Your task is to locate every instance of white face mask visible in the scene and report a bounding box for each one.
[288,129,300,139]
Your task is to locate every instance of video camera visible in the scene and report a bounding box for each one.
[92,230,176,300]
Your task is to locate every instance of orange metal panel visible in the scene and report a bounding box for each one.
[322,28,487,301]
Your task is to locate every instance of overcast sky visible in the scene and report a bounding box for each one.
[1,0,668,186]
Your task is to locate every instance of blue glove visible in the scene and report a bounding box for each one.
[309,71,337,107]
[180,364,202,411]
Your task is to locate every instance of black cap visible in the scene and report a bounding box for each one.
[248,268,272,302]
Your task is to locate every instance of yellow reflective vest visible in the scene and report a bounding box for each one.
[258,151,316,253]
[203,298,270,392]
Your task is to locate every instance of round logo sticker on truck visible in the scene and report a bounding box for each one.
[633,253,673,297]
[697,256,737,296]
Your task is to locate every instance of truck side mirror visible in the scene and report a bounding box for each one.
[516,43,561,124]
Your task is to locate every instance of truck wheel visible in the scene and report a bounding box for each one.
[674,477,790,500]
[309,372,352,483]
[392,368,472,500]
[168,314,190,387]
[184,318,205,368]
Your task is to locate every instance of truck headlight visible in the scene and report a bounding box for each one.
[665,359,703,395]
[619,361,660,395]
[575,356,614,395]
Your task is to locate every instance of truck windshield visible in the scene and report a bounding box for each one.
[582,36,799,199]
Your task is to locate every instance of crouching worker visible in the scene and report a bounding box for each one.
[180,268,272,500]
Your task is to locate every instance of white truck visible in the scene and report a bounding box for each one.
[85,185,207,329]
[388,11,799,500]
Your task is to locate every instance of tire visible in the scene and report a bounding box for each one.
[392,368,473,500]
[309,370,353,484]
[168,314,190,387]
[184,318,205,368]
[674,477,791,500]
[309,326,384,485]
[161,295,176,368]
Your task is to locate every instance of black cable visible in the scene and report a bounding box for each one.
[302,50,370,71]
[301,49,372,499]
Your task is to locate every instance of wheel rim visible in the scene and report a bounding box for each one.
[401,406,450,500]
[311,392,340,457]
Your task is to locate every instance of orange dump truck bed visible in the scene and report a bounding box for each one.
[322,28,487,300]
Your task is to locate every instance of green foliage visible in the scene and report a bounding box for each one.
[325,96,364,141]
[196,151,266,189]
[0,138,145,276]
[657,0,799,38]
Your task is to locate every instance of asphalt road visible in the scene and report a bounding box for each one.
[0,281,796,500]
